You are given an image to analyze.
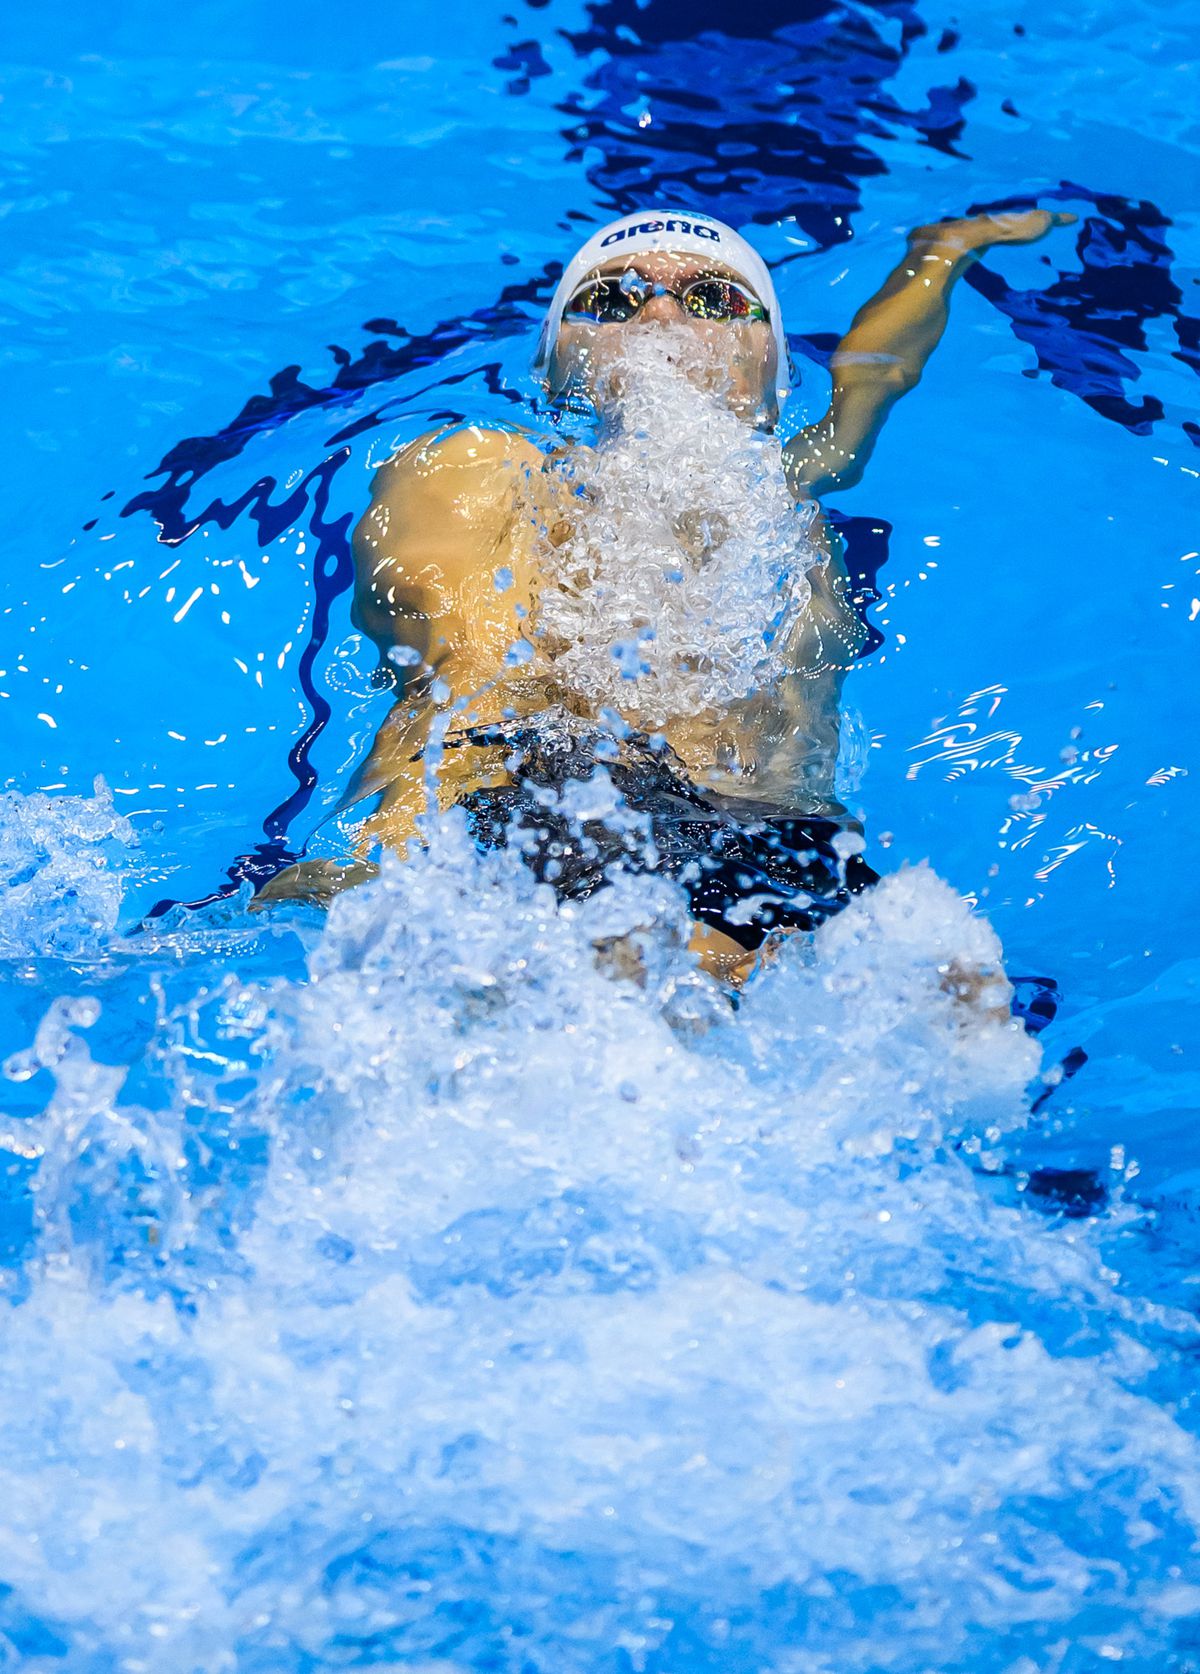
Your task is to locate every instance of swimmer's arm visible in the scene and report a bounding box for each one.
[251,667,501,909]
[344,656,514,859]
[783,208,1077,499]
[248,692,444,908]
[341,427,547,856]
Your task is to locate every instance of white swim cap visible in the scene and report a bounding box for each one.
[533,209,791,422]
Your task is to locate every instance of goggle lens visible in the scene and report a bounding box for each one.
[564,273,766,325]
[683,278,763,320]
[564,278,637,323]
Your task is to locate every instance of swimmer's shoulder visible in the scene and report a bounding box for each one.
[353,424,552,649]
[371,423,548,504]
[363,426,568,575]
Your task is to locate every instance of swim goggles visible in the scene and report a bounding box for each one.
[563,270,768,325]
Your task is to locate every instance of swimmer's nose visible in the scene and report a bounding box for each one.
[635,289,688,326]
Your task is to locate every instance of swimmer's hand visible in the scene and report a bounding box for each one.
[909,208,1077,255]
[248,857,379,911]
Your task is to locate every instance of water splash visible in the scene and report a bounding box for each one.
[537,328,818,727]
[0,778,135,959]
[1,789,1197,1670]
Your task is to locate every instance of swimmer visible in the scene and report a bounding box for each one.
[255,205,1075,985]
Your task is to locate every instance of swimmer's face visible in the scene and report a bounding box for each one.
[550,250,778,425]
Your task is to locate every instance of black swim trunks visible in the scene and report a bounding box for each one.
[447,711,878,952]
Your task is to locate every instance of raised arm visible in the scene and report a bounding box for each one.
[783,208,1076,500]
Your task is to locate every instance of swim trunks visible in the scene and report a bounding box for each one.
[447,709,878,951]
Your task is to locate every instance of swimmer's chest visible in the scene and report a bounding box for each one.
[515,454,858,660]
[451,441,861,713]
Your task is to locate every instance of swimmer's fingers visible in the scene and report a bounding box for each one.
[985,208,1078,244]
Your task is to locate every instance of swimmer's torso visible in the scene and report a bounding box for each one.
[349,423,866,856]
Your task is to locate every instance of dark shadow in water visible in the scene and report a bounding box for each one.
[552,0,974,247]
[1024,1164,1106,1218]
[966,184,1200,439]
[120,272,553,546]
[143,449,356,914]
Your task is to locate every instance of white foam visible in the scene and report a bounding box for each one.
[536,328,820,727]
[0,791,1197,1670]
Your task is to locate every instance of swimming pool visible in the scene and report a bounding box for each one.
[1,0,1198,1665]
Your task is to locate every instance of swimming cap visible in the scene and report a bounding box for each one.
[533,209,791,421]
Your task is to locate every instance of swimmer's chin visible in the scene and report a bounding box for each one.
[555,327,743,418]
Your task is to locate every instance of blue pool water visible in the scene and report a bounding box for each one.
[2,0,1199,1666]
